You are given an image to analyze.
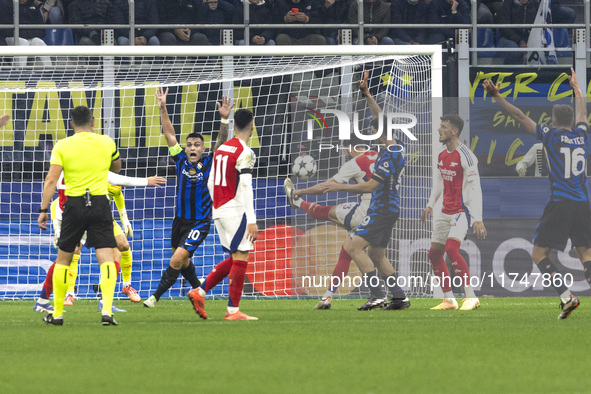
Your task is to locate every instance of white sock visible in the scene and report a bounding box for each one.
[227,306,239,314]
[293,197,302,208]
[38,297,49,304]
[198,288,206,297]
[464,285,476,298]
[322,290,334,300]
[560,290,572,304]
[66,292,75,297]
[443,291,455,302]
[122,281,131,288]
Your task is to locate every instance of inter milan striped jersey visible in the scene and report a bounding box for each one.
[171,146,213,220]
[536,122,589,202]
[368,145,405,215]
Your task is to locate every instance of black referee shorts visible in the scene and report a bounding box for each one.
[58,196,117,253]
[533,200,591,251]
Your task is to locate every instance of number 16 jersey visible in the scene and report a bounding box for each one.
[536,123,589,202]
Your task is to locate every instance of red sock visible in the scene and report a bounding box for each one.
[203,257,233,293]
[114,261,121,275]
[40,262,56,299]
[329,247,352,292]
[300,201,332,221]
[428,248,451,293]
[228,260,248,308]
[445,239,470,287]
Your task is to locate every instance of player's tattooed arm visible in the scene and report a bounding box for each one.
[213,96,234,153]
[482,79,536,136]
[155,87,179,148]
[358,70,382,120]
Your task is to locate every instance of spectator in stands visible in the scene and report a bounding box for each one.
[4,0,52,67]
[68,0,117,45]
[347,0,393,45]
[426,0,470,45]
[198,0,235,45]
[35,0,65,24]
[114,0,160,46]
[552,0,575,24]
[233,0,275,45]
[320,0,351,45]
[273,0,327,45]
[495,0,537,64]
[158,0,209,45]
[389,0,429,45]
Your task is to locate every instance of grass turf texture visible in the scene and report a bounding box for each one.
[1,298,590,394]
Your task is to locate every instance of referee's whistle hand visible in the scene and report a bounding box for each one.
[37,213,49,231]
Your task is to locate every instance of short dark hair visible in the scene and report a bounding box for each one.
[71,106,93,127]
[440,114,464,134]
[186,132,204,143]
[234,109,253,131]
[552,104,574,127]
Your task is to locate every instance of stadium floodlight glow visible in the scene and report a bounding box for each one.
[0,45,442,300]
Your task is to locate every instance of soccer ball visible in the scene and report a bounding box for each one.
[291,155,317,179]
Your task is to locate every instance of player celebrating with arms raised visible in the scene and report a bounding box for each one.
[144,88,231,307]
[188,109,259,321]
[483,68,587,319]
[421,114,486,311]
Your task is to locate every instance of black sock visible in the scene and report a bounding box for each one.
[381,275,406,299]
[180,261,201,288]
[583,261,591,286]
[153,266,181,301]
[365,270,385,299]
[537,258,568,295]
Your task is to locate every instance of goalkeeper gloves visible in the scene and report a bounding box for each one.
[119,208,133,238]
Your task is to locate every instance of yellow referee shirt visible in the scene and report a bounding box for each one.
[50,132,119,197]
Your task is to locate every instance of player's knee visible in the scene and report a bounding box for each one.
[444,239,461,259]
[118,241,130,252]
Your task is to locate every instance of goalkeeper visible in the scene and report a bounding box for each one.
[34,172,166,313]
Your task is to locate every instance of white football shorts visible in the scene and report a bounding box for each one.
[431,211,469,245]
[215,214,253,253]
[335,201,369,235]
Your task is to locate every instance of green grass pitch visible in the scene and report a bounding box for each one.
[1,298,590,394]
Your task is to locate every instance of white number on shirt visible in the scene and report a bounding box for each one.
[214,155,229,186]
[560,147,585,179]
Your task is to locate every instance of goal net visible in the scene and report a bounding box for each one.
[0,45,441,300]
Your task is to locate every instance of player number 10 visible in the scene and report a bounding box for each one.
[214,155,229,186]
[560,147,585,179]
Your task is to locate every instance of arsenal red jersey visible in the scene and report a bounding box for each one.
[437,144,479,215]
[209,137,256,218]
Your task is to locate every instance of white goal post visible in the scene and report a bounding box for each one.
[0,45,442,300]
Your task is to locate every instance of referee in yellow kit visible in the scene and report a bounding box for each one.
[38,106,121,326]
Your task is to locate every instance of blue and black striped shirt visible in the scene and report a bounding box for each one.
[536,122,589,202]
[171,147,213,220]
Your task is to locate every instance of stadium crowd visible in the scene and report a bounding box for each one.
[0,0,579,55]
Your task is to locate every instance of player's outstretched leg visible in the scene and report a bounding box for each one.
[283,178,301,209]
